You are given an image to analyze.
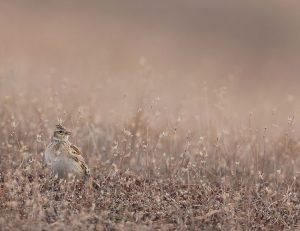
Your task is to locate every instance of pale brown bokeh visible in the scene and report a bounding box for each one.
[1,1,300,128]
[0,2,300,229]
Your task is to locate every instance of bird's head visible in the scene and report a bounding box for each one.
[53,124,71,142]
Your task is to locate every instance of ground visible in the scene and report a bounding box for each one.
[0,108,300,230]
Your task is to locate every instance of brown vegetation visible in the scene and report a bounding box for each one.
[1,1,300,230]
[0,74,300,231]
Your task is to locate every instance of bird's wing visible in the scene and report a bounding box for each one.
[69,144,100,190]
[68,144,90,176]
[70,144,82,155]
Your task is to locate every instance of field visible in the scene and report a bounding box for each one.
[0,73,299,231]
[1,1,300,230]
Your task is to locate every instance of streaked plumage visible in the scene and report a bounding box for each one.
[44,125,99,188]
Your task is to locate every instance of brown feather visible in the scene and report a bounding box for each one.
[70,144,82,155]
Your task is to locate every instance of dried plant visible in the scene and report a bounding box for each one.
[0,74,299,231]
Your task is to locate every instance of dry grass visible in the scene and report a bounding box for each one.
[0,75,300,231]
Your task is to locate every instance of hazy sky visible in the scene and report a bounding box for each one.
[0,0,299,83]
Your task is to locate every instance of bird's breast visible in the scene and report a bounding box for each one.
[44,145,83,178]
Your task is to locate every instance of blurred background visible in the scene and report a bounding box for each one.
[0,0,300,130]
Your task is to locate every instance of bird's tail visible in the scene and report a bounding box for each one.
[85,170,100,190]
[91,178,100,190]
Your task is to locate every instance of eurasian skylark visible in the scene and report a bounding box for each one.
[44,124,99,188]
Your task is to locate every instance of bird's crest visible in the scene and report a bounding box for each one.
[56,124,66,130]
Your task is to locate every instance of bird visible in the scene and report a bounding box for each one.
[44,124,100,189]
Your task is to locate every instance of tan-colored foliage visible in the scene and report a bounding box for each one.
[0,74,299,230]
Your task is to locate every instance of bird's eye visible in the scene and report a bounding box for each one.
[58,131,63,134]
